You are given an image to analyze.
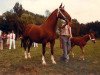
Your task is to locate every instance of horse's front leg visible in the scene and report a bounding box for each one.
[23,38,28,59]
[50,41,56,64]
[69,48,74,58]
[80,47,85,60]
[27,40,33,58]
[42,43,46,65]
[69,46,74,58]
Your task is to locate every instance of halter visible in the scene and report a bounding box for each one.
[57,8,67,21]
[89,35,95,41]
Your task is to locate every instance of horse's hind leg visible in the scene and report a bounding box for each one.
[50,41,56,64]
[80,47,85,60]
[42,43,46,65]
[23,37,28,59]
[27,40,33,58]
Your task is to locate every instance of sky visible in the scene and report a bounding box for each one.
[0,0,100,23]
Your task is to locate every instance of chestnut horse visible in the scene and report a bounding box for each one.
[69,32,96,60]
[22,4,71,65]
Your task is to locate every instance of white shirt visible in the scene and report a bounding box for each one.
[9,33,16,40]
[61,25,72,37]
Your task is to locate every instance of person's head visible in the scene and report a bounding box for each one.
[61,20,66,24]
[12,30,14,33]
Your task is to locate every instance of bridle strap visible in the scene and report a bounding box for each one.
[89,35,95,40]
[57,8,66,20]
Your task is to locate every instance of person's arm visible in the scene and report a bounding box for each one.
[69,26,72,38]
[60,22,67,29]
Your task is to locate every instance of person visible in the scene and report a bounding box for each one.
[0,30,3,50]
[33,42,38,47]
[59,20,72,62]
[6,32,10,48]
[9,30,16,49]
[2,32,7,48]
[33,42,38,50]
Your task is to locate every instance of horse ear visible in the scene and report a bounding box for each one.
[62,5,65,8]
[59,3,62,8]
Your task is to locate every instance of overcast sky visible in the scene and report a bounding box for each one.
[0,0,100,23]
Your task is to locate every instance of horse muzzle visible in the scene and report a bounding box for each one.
[91,39,96,43]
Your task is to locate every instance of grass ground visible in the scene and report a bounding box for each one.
[0,39,100,75]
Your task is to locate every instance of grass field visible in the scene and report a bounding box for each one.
[0,39,100,75]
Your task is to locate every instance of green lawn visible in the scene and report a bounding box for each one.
[0,39,100,75]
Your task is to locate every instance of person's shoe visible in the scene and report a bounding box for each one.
[67,55,69,60]
[60,56,68,62]
[64,59,69,63]
[60,56,65,61]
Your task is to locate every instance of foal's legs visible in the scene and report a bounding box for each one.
[42,43,46,65]
[80,46,85,60]
[50,41,56,64]
[68,47,75,58]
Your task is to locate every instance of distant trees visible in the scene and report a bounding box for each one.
[45,10,51,17]
[0,2,46,38]
[13,2,24,17]
[71,19,80,36]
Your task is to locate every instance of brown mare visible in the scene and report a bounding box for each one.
[22,4,71,65]
[69,32,96,60]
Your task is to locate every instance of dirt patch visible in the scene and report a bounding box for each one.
[15,66,39,75]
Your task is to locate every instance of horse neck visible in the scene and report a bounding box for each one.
[43,9,58,32]
[83,34,90,42]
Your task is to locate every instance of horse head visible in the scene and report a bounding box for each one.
[89,32,96,43]
[57,3,71,25]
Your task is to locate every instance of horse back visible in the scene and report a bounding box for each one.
[23,24,56,43]
[70,37,86,47]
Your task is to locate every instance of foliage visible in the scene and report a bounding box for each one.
[71,19,80,36]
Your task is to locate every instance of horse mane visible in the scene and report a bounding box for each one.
[44,9,58,24]
[82,34,90,42]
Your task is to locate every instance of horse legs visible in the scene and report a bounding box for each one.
[27,40,33,58]
[69,47,75,58]
[50,41,56,64]
[23,37,30,59]
[42,43,46,65]
[80,46,85,60]
[23,38,28,59]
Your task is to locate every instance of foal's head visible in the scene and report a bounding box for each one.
[57,3,71,24]
[89,32,96,43]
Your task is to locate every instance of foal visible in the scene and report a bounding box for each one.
[69,33,96,60]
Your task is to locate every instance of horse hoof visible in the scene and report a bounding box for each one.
[25,56,28,59]
[53,62,56,64]
[83,58,85,60]
[42,62,46,65]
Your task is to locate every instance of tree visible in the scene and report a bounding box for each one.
[71,19,80,36]
[13,2,24,17]
[45,10,51,17]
